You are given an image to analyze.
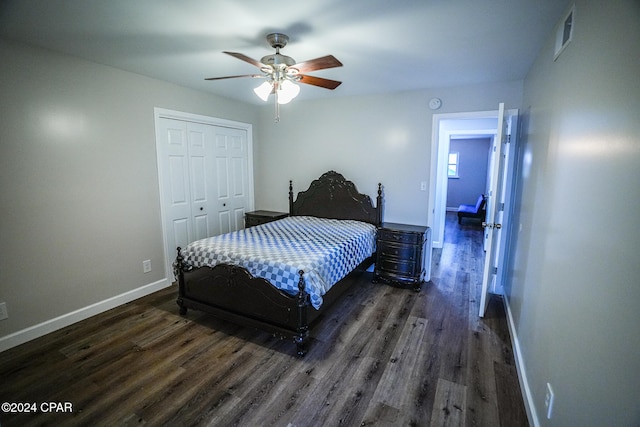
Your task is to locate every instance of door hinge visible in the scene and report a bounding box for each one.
[505,134,512,144]
[492,266,498,275]
[499,202,505,212]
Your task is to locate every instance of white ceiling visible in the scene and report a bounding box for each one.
[0,0,570,105]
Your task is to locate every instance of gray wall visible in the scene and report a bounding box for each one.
[253,83,522,227]
[507,0,640,425]
[446,137,491,209]
[0,39,258,341]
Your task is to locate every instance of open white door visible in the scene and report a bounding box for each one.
[479,103,507,317]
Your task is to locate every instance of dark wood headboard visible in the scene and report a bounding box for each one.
[289,171,383,226]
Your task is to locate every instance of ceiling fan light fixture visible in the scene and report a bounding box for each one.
[207,33,343,121]
[276,80,300,104]
[253,81,273,102]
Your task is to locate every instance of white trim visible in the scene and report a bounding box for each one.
[503,296,540,427]
[430,109,517,254]
[430,110,500,248]
[154,108,254,131]
[153,108,255,281]
[0,279,171,353]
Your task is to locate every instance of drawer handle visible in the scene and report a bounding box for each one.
[382,249,400,256]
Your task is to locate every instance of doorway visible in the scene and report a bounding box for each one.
[430,111,499,249]
[446,136,492,219]
[429,108,518,298]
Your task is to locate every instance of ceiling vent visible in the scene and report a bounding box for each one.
[554,4,575,60]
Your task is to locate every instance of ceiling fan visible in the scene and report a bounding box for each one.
[205,33,343,121]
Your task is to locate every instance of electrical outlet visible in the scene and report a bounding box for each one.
[0,302,8,321]
[545,382,555,419]
[143,260,152,273]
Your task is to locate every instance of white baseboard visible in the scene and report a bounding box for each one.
[503,295,540,427]
[0,278,171,353]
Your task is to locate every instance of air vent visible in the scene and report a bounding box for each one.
[554,4,575,60]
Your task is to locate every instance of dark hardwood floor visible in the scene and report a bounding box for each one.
[0,213,528,426]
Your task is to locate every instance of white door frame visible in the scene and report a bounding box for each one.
[492,111,519,299]
[479,103,507,315]
[154,108,255,281]
[429,110,500,248]
[429,108,518,295]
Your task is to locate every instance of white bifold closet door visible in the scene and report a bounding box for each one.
[157,117,250,270]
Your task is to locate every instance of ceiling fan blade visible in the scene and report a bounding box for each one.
[223,51,264,69]
[205,74,263,81]
[298,74,342,90]
[292,55,343,73]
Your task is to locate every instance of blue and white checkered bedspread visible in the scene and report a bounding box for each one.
[181,216,377,309]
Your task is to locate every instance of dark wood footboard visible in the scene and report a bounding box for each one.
[176,248,313,356]
[175,250,376,356]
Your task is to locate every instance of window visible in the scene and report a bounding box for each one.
[448,152,459,178]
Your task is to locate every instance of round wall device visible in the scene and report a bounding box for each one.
[429,97,442,110]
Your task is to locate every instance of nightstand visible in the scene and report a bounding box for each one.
[373,222,430,291]
[244,210,288,227]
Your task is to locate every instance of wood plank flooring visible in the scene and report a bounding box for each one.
[0,213,528,426]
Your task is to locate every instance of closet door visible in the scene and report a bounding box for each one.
[213,126,250,234]
[157,118,194,257]
[156,114,253,278]
[186,122,218,241]
[157,119,219,258]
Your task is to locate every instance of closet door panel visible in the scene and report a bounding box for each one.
[158,118,193,257]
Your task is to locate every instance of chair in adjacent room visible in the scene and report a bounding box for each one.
[457,194,486,224]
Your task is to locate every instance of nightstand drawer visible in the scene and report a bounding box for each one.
[245,215,267,227]
[377,258,419,277]
[377,241,419,262]
[378,229,422,245]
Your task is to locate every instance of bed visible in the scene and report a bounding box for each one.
[175,171,383,356]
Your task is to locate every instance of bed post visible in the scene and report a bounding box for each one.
[295,270,309,357]
[289,180,294,215]
[376,183,383,226]
[175,247,187,315]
